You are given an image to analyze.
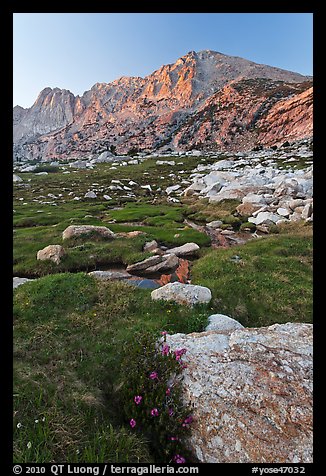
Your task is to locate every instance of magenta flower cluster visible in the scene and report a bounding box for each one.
[128,331,192,464]
[174,454,186,463]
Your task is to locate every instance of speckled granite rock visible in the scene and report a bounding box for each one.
[166,322,313,463]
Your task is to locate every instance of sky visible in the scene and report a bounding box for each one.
[13,13,313,108]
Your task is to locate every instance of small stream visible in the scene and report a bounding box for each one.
[98,258,191,289]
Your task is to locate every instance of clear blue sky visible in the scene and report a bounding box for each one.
[13,13,313,108]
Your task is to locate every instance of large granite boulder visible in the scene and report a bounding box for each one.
[151,282,211,306]
[166,322,313,463]
[62,225,115,240]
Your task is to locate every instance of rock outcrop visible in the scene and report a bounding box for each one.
[166,322,313,463]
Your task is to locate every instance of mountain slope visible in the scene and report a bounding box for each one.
[13,50,312,161]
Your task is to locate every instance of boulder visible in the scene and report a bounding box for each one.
[13,174,23,182]
[143,254,179,274]
[205,314,244,332]
[126,254,179,275]
[126,256,162,273]
[151,282,211,306]
[236,202,262,217]
[206,220,223,229]
[277,207,290,217]
[164,242,200,257]
[301,202,313,219]
[88,270,132,280]
[13,277,33,289]
[37,245,65,265]
[143,240,159,252]
[166,322,313,463]
[84,191,97,199]
[62,225,115,240]
[249,212,280,225]
[166,185,181,195]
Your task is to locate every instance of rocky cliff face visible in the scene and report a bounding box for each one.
[13,50,312,161]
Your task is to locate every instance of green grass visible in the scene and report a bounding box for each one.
[13,274,210,462]
[191,224,313,327]
[13,153,313,462]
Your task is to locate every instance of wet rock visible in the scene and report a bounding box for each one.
[151,282,211,306]
[126,256,162,273]
[144,254,179,274]
[88,270,132,280]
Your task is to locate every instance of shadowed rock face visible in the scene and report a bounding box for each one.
[13,50,312,161]
[166,322,313,463]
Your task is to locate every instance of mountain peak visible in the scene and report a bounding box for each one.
[13,50,312,161]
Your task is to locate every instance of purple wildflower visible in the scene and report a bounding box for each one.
[149,371,158,380]
[174,454,186,464]
[129,419,136,428]
[170,436,179,441]
[166,387,171,396]
[168,407,174,416]
[134,395,142,405]
[161,331,167,336]
[182,415,193,426]
[161,344,170,356]
[174,348,187,361]
[151,408,159,417]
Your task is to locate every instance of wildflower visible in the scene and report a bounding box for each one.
[42,417,46,422]
[34,419,39,424]
[168,408,174,416]
[16,422,22,429]
[174,454,186,463]
[170,436,178,441]
[161,331,167,336]
[166,387,171,396]
[134,395,143,405]
[174,348,187,361]
[149,371,158,380]
[27,441,32,449]
[129,419,136,428]
[182,415,193,426]
[151,408,159,417]
[161,344,170,356]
